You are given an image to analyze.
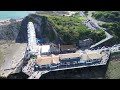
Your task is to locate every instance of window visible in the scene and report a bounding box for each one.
[41,65,47,68]
[71,57,79,60]
[73,61,77,64]
[119,47,120,50]
[62,58,70,61]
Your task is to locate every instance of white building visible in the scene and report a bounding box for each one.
[37,45,51,56]
[41,45,51,54]
[110,45,120,53]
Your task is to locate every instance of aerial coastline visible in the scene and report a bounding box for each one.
[0,11,120,79]
[0,18,23,26]
[0,11,36,26]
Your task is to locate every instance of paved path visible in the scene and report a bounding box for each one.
[80,11,113,48]
[90,31,113,48]
[87,11,106,25]
[87,11,113,48]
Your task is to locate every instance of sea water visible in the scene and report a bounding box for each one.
[0,11,36,20]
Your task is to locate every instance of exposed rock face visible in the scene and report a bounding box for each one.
[16,14,62,44]
[16,14,48,43]
[0,14,63,44]
[15,17,29,43]
[0,21,21,41]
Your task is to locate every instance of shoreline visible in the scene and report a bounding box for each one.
[0,11,36,26]
[0,11,77,26]
[0,18,23,26]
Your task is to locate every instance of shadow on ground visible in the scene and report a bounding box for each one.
[0,58,110,79]
[40,66,107,79]
[41,59,110,79]
[7,72,29,79]
[15,17,29,43]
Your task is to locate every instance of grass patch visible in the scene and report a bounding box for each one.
[41,14,105,44]
[106,60,120,79]
[30,55,37,59]
[0,50,4,65]
[30,14,106,44]
[111,51,120,56]
[78,17,87,21]
[93,11,120,22]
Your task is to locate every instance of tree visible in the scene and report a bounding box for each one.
[40,14,106,44]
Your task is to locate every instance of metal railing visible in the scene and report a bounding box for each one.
[34,58,102,71]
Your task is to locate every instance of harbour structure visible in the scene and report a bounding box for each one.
[22,48,110,79]
[22,22,111,79]
[34,49,110,71]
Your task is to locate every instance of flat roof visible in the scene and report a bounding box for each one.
[60,53,80,60]
[81,53,102,60]
[36,54,60,65]
[60,45,76,51]
[35,50,104,65]
[80,50,103,60]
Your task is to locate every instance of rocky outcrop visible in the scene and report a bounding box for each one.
[0,14,63,44]
[0,21,21,41]
[16,14,63,44]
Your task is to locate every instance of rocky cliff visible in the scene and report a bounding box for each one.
[16,14,62,44]
[0,21,21,41]
[0,14,64,44]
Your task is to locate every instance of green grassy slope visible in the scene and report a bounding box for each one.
[93,11,120,22]
[92,11,120,79]
[36,14,105,44]
[106,60,120,79]
[0,50,4,66]
[92,11,120,45]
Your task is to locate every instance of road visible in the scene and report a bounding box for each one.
[26,13,112,79]
[80,11,113,48]
[0,43,27,77]
[80,11,96,30]
[87,11,106,25]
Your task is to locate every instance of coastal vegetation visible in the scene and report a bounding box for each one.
[93,11,120,22]
[92,11,120,45]
[78,17,87,21]
[84,11,88,15]
[106,60,120,79]
[111,51,120,56]
[0,11,120,79]
[35,14,106,44]
[0,50,4,65]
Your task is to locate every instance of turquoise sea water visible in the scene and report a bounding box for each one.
[0,11,36,20]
